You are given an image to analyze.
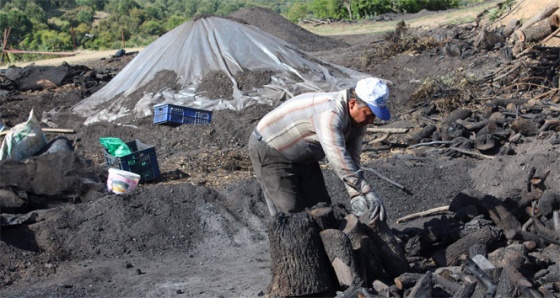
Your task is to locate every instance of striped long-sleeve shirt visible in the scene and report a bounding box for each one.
[255,90,372,198]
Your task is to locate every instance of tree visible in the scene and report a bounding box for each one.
[24,2,47,24]
[310,0,342,19]
[140,19,163,35]
[285,1,309,22]
[77,8,94,23]
[165,15,188,31]
[194,0,218,16]
[0,9,32,44]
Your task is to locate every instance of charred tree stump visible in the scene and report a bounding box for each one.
[319,229,361,287]
[308,206,339,230]
[267,212,334,297]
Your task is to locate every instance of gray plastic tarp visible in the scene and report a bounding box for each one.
[72,16,373,125]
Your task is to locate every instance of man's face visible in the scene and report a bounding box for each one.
[349,98,376,127]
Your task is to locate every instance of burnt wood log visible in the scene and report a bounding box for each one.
[452,281,476,298]
[441,109,472,141]
[485,98,527,110]
[538,191,560,218]
[473,28,505,50]
[406,124,437,145]
[308,206,339,230]
[319,229,360,287]
[432,226,501,266]
[488,243,527,271]
[542,264,560,283]
[505,229,546,247]
[474,134,497,151]
[435,275,462,293]
[533,217,560,244]
[511,118,539,136]
[267,212,334,297]
[394,272,424,291]
[405,272,432,298]
[341,214,385,284]
[449,189,522,237]
[496,264,534,298]
[469,243,487,258]
[365,218,411,278]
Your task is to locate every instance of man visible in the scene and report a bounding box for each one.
[248,77,390,221]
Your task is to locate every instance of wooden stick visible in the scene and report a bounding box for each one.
[449,147,494,159]
[396,206,450,224]
[408,141,453,149]
[542,26,560,43]
[370,133,389,144]
[366,127,408,134]
[0,128,76,136]
[361,166,406,191]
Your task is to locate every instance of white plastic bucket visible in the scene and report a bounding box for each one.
[107,168,141,194]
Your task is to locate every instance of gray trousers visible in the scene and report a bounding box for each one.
[248,130,332,216]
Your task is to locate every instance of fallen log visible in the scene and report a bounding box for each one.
[267,212,334,297]
[519,4,559,31]
[522,17,556,43]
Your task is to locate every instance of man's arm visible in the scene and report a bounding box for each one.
[314,111,371,198]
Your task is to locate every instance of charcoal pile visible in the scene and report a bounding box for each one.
[268,180,560,297]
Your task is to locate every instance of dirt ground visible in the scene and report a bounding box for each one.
[1,3,560,298]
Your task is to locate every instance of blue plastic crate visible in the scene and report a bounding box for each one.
[104,139,161,183]
[153,104,212,125]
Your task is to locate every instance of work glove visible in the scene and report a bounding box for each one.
[365,192,386,222]
[350,192,386,222]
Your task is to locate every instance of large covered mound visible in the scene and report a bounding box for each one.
[229,6,349,52]
[72,16,367,125]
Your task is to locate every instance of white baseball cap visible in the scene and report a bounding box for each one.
[355,77,390,121]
